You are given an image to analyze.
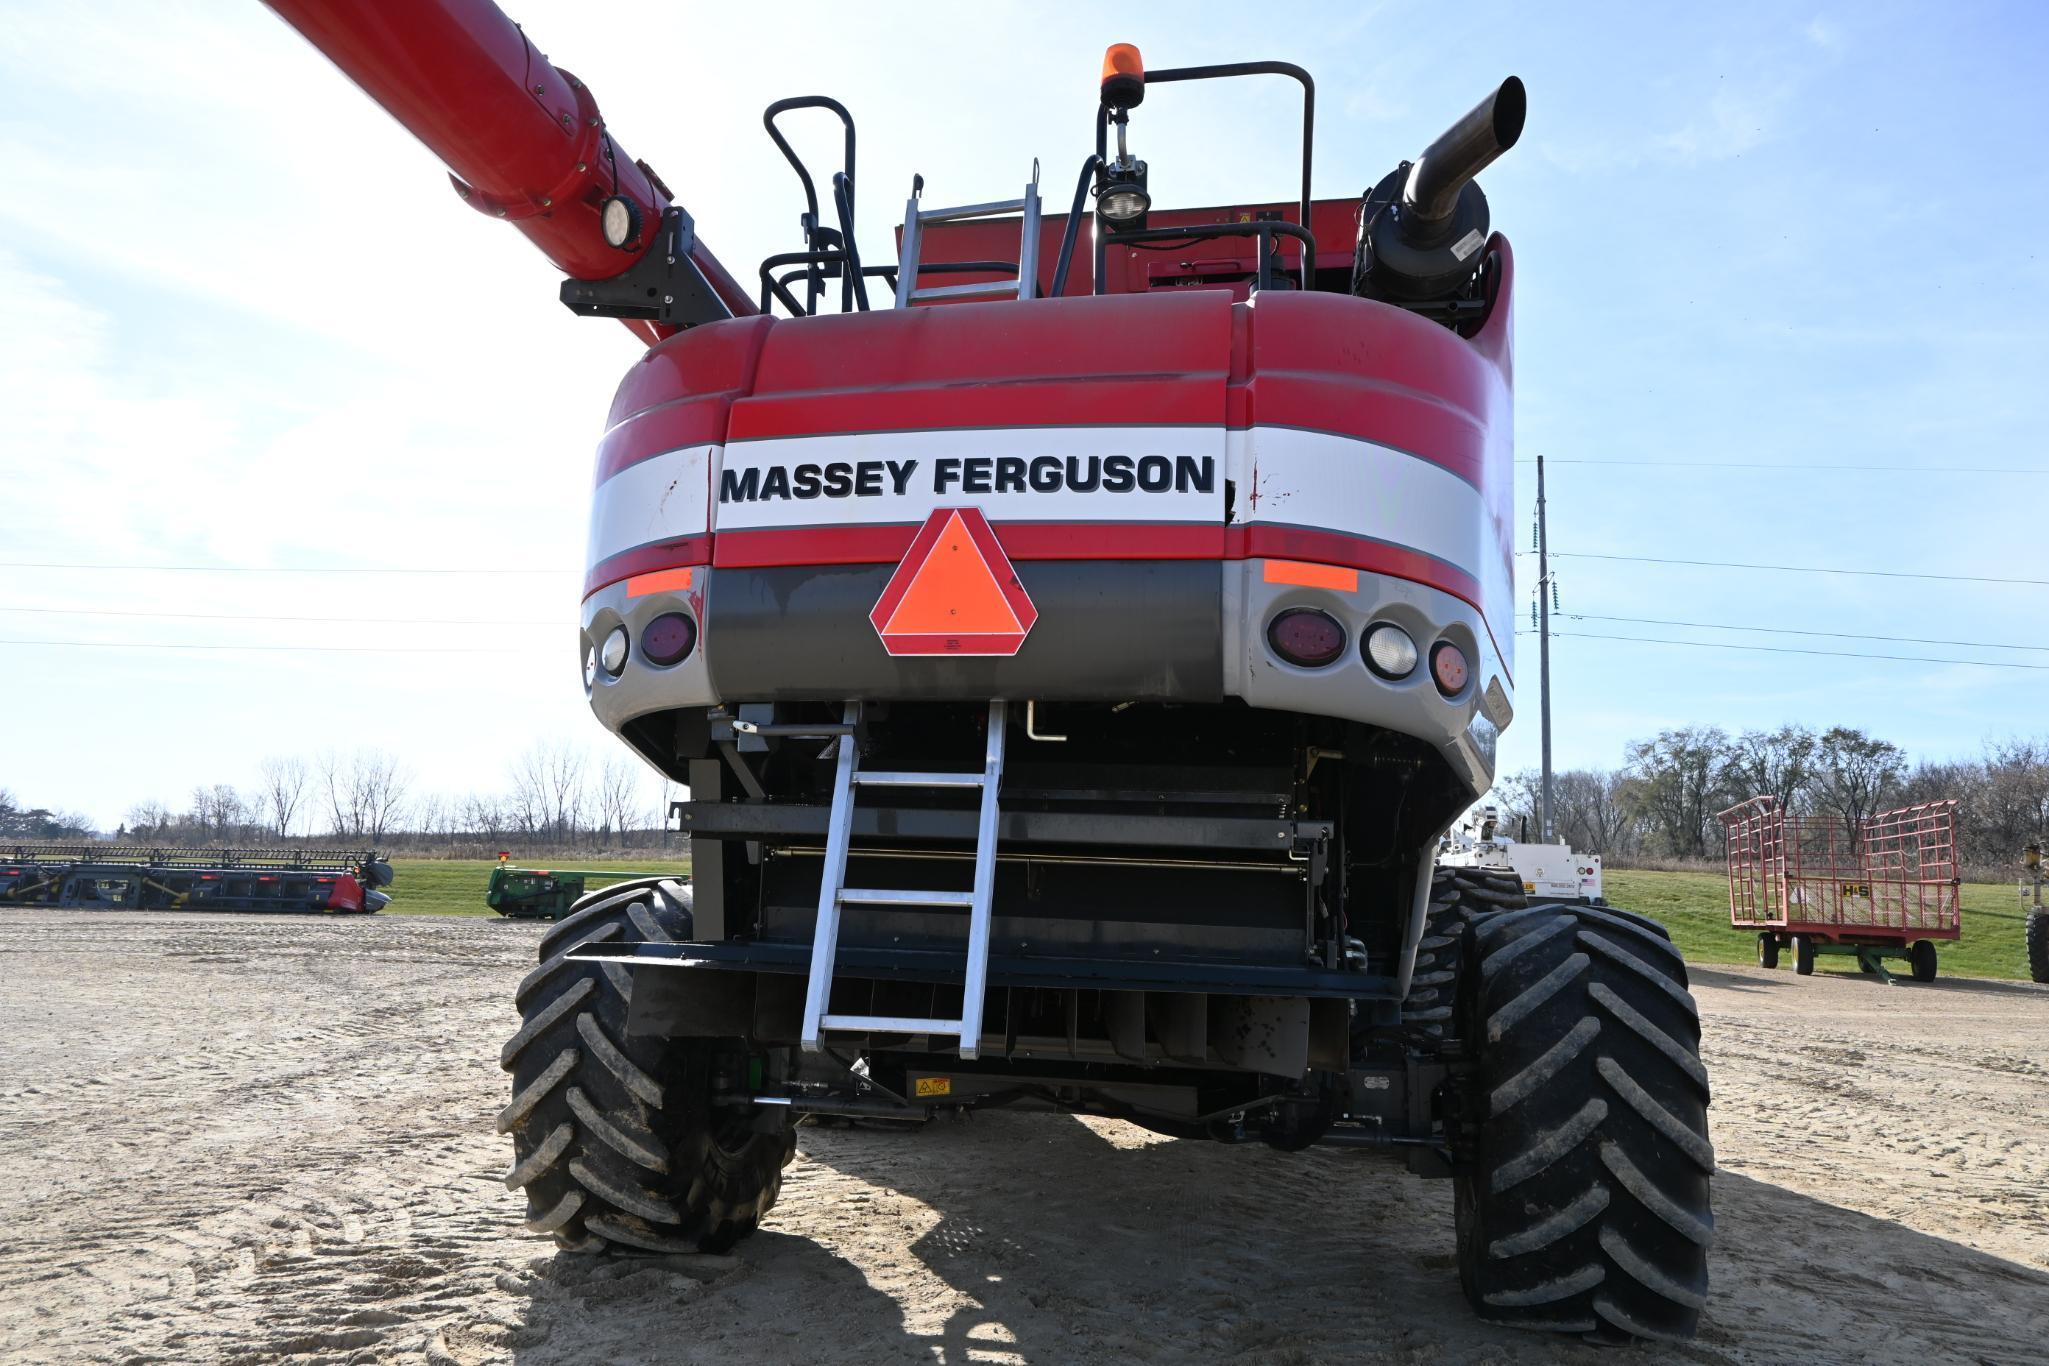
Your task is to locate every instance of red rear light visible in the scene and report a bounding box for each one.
[1431,641,1470,695]
[1267,609,1346,667]
[641,612,697,667]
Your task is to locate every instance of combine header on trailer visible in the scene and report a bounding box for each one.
[1721,797,1961,983]
[259,0,1716,1342]
[0,844,393,913]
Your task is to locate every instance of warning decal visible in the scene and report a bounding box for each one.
[869,507,1038,657]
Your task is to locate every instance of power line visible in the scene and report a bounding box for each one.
[0,561,569,575]
[0,638,550,656]
[1525,628,2049,672]
[1516,458,2049,475]
[0,605,560,628]
[1562,612,2049,654]
[1542,551,2049,588]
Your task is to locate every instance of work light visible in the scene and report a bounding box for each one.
[600,195,642,250]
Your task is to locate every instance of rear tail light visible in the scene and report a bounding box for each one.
[1431,640,1470,696]
[641,612,697,666]
[1363,623,1418,679]
[1267,609,1346,667]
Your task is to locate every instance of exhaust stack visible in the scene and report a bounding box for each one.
[1353,76,1525,308]
[1402,77,1525,244]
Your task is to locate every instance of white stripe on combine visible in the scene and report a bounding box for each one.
[1239,426,1496,590]
[585,444,716,569]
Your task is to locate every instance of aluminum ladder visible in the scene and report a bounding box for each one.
[894,165,1042,307]
[800,699,1008,1060]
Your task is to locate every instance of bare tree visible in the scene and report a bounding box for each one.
[1978,739,2049,856]
[124,799,173,840]
[507,748,550,838]
[461,792,509,844]
[1552,769,1640,856]
[350,750,410,842]
[1811,726,1905,851]
[186,784,246,842]
[1621,727,1731,857]
[1725,725,1816,813]
[318,749,350,837]
[595,756,640,845]
[316,750,408,841]
[256,756,309,839]
[544,745,588,841]
[507,742,590,842]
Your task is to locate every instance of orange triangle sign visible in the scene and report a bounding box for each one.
[870,508,1037,656]
[880,512,1023,635]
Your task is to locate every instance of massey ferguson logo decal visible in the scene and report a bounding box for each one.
[719,454,1215,504]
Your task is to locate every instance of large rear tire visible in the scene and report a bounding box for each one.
[1403,867,1526,1040]
[1454,903,1714,1343]
[2027,909,2049,985]
[501,878,795,1254]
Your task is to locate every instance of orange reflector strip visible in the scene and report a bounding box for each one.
[625,567,695,597]
[1262,559,1358,592]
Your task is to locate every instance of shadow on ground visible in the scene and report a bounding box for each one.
[496,1111,2049,1365]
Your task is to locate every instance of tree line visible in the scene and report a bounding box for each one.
[1492,725,2043,873]
[4,744,678,853]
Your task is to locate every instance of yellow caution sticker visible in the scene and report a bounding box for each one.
[914,1076,952,1098]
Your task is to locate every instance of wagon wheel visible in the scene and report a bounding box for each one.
[1909,940,1938,983]
[1756,933,1779,970]
[1791,935,1816,976]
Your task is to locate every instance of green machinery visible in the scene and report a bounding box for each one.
[486,860,686,920]
[485,862,588,920]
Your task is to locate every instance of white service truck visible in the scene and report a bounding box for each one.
[1437,805,1604,903]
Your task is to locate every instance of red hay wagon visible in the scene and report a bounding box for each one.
[1719,797,1961,983]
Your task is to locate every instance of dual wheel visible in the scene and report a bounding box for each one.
[500,878,796,1253]
[1760,932,1939,981]
[1422,871,1716,1344]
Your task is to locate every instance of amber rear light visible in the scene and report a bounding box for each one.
[1431,641,1470,695]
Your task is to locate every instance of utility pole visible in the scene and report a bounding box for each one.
[1536,453,1555,843]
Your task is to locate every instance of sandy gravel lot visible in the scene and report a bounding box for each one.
[1,912,2045,1365]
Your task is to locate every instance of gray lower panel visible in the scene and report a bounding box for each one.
[706,560,1223,700]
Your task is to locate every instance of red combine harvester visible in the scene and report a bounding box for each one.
[1721,797,1962,984]
[265,1,1713,1341]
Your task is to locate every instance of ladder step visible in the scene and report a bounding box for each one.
[852,770,985,789]
[820,1013,964,1035]
[839,887,974,907]
[917,197,1027,224]
[910,280,1021,303]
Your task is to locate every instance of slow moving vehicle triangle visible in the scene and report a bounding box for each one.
[870,507,1037,655]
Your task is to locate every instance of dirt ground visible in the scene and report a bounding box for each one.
[1,913,2045,1365]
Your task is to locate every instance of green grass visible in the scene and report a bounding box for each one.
[382,857,691,918]
[1605,868,2035,981]
[377,858,2035,981]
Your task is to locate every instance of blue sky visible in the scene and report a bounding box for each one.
[1,1,2044,828]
